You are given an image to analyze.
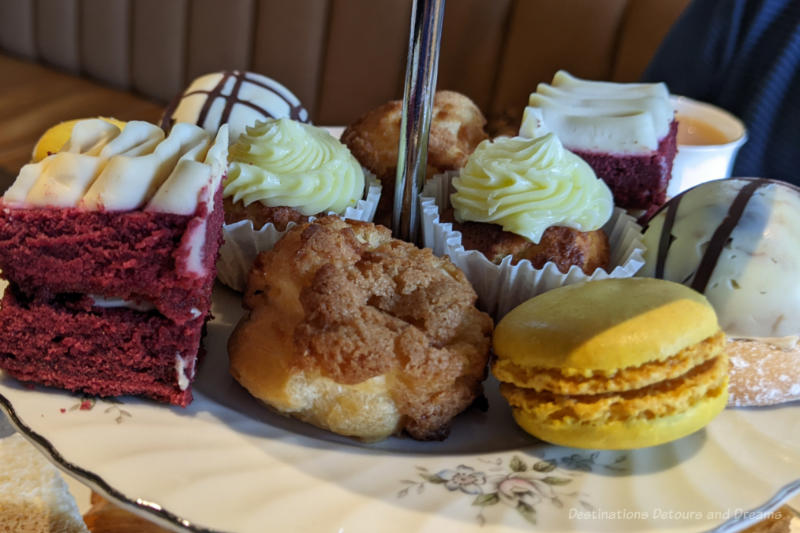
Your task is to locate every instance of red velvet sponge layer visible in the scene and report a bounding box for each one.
[0,288,203,407]
[571,121,678,211]
[0,185,224,324]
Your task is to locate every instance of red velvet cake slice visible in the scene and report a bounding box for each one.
[0,119,228,406]
[521,70,677,211]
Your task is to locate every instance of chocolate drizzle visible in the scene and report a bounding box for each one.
[648,178,800,295]
[218,72,242,126]
[195,72,231,130]
[654,193,682,279]
[160,70,309,133]
[690,179,767,293]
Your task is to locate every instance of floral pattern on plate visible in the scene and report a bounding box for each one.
[400,453,629,526]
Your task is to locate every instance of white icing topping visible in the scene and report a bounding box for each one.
[3,121,228,215]
[189,307,202,318]
[175,352,191,391]
[147,125,228,215]
[83,123,210,211]
[149,126,228,277]
[520,70,673,154]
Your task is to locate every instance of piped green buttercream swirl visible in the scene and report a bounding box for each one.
[224,119,364,215]
[450,133,613,243]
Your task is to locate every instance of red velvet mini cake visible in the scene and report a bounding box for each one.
[0,119,228,406]
[521,70,677,212]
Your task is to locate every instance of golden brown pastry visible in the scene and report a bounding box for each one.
[341,90,488,227]
[228,216,493,441]
[439,207,610,274]
[486,107,522,138]
[223,197,317,231]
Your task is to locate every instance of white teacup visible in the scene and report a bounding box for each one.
[668,95,748,197]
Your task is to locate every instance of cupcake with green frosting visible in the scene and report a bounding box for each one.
[218,118,380,290]
[420,133,645,319]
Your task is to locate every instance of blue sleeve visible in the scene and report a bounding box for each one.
[642,0,744,101]
[642,0,800,183]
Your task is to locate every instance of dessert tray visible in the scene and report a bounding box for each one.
[1,281,799,533]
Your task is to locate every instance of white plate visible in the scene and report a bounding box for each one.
[1,282,799,533]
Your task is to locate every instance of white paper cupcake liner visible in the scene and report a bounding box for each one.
[217,170,381,291]
[420,171,646,319]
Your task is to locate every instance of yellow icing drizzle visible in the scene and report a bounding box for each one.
[225,118,364,216]
[450,133,613,243]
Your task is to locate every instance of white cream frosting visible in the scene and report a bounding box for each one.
[175,352,191,391]
[3,121,228,215]
[225,119,364,216]
[450,134,612,243]
[89,295,155,311]
[520,70,673,154]
[641,179,800,340]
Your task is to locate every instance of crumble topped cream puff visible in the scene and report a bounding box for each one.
[341,90,488,227]
[228,216,492,441]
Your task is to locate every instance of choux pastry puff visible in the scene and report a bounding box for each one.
[492,278,728,449]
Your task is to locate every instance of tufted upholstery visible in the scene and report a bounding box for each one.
[0,0,689,174]
[0,0,690,119]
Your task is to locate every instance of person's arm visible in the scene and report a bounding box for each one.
[642,0,743,100]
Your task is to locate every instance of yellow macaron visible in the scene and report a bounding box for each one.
[493,277,728,449]
[32,117,126,162]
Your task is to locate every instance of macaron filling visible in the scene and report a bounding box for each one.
[500,350,727,425]
[493,331,725,395]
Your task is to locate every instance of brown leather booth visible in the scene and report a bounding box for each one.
[0,0,690,174]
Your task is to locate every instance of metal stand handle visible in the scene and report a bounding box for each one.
[393,0,445,243]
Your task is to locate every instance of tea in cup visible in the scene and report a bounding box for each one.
[668,96,747,197]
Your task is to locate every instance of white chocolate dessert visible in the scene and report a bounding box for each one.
[641,178,800,406]
[162,70,309,143]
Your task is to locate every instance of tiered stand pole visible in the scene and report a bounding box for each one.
[393,0,446,243]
